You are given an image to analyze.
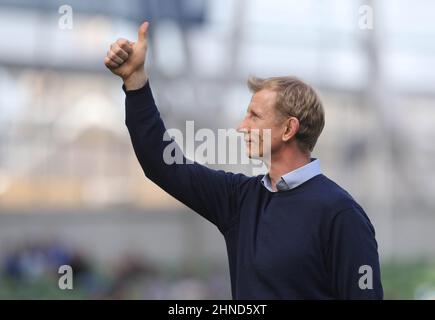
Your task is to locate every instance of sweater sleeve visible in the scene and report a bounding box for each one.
[328,206,384,299]
[124,81,247,233]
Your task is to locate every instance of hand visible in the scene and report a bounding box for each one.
[104,21,149,90]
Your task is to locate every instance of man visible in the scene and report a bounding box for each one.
[104,21,383,299]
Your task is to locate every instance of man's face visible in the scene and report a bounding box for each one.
[237,89,285,159]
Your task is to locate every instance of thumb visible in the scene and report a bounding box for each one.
[137,21,149,43]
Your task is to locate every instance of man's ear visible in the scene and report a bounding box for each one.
[282,117,300,142]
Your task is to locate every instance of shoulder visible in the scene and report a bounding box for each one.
[309,174,363,212]
[311,175,375,233]
[305,175,375,230]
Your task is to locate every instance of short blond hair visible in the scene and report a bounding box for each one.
[247,76,325,153]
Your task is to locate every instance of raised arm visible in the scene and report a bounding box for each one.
[104,22,250,233]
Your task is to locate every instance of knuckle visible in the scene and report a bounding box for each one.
[110,52,120,61]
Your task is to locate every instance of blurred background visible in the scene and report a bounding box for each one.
[0,0,435,299]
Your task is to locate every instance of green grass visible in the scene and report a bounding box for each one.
[382,260,435,299]
[0,276,87,299]
[1,260,435,299]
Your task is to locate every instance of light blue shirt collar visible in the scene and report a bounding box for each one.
[261,158,322,192]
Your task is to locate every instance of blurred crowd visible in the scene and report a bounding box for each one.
[0,239,230,299]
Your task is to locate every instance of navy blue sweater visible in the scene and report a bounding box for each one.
[124,81,383,300]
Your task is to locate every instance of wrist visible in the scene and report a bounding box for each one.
[124,69,148,91]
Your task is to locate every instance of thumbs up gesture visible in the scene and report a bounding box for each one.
[105,21,149,90]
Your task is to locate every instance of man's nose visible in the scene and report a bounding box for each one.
[237,117,249,133]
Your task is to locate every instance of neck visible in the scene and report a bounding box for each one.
[265,144,311,191]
